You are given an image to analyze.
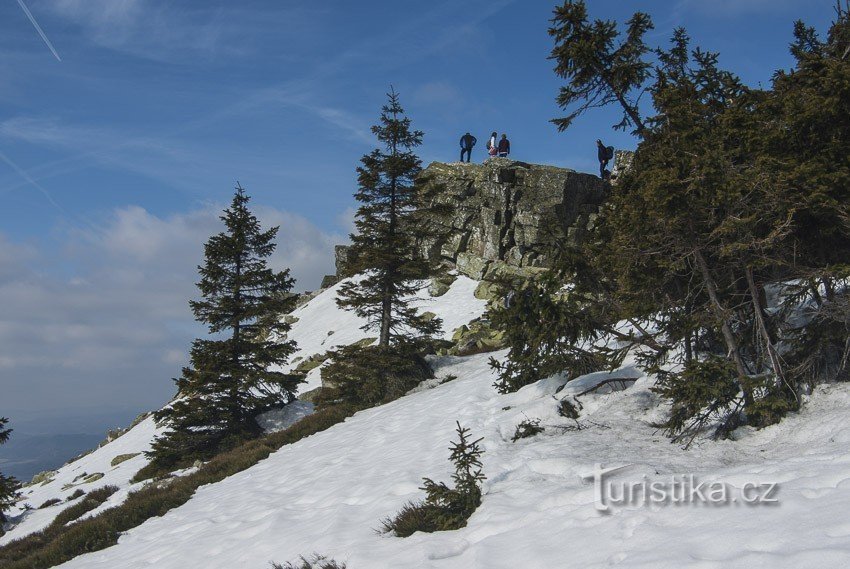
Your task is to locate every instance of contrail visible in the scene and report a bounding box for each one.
[15,0,62,62]
[0,149,65,213]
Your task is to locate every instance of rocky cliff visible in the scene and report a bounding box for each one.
[327,158,610,286]
[418,158,606,280]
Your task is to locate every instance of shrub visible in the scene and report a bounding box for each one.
[0,486,119,564]
[381,501,441,537]
[557,399,580,419]
[38,498,61,509]
[271,554,347,569]
[26,471,55,487]
[66,489,85,501]
[383,422,485,537]
[316,343,433,409]
[53,486,118,526]
[512,419,544,442]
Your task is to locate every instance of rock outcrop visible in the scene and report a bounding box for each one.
[330,158,608,284]
[611,149,634,185]
[416,158,606,279]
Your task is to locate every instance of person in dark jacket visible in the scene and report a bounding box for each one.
[459,132,477,162]
[597,139,612,178]
[497,134,510,157]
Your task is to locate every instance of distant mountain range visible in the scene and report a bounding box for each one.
[0,432,104,481]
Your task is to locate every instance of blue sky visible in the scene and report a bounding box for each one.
[0,0,835,439]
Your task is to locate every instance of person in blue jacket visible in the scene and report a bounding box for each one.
[459,132,477,162]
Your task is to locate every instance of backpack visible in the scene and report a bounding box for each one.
[605,146,615,160]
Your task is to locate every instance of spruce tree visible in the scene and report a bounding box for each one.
[758,5,850,393]
[382,422,485,537]
[337,88,441,347]
[0,417,19,531]
[549,0,654,134]
[149,185,300,468]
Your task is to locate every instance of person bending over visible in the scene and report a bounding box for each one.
[459,132,477,163]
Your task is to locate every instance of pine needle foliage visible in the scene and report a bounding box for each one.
[0,418,19,531]
[512,418,545,442]
[509,3,850,446]
[488,271,614,394]
[315,342,433,410]
[383,422,485,537]
[337,88,441,347]
[549,0,653,133]
[271,555,346,569]
[148,185,301,469]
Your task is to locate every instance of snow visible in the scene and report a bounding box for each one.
[280,274,488,392]
[10,275,850,567]
[52,348,850,568]
[1,415,162,545]
[1,274,487,545]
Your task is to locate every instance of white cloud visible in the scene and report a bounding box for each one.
[0,202,339,418]
[42,0,327,63]
[335,207,357,237]
[44,0,226,61]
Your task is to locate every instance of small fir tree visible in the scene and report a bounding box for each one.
[337,88,441,347]
[149,185,300,468]
[0,417,19,530]
[383,422,485,537]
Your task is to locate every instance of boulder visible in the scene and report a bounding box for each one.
[456,252,490,280]
[320,275,339,289]
[428,273,456,297]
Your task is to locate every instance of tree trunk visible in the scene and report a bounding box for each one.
[379,294,392,347]
[745,266,791,393]
[823,276,836,303]
[231,254,243,423]
[694,249,749,381]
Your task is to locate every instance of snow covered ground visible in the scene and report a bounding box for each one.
[49,349,850,568]
[9,274,850,568]
[279,274,488,392]
[1,415,162,546]
[1,274,487,545]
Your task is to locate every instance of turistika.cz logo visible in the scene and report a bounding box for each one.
[582,464,780,513]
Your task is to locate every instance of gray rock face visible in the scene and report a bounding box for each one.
[611,150,634,184]
[320,275,339,289]
[334,245,351,276]
[328,159,608,282]
[416,159,606,278]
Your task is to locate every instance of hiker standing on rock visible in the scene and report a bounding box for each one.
[597,139,614,178]
[459,132,477,163]
[497,134,510,158]
[486,131,498,158]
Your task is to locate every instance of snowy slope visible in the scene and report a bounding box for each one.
[1,274,488,545]
[10,273,850,568]
[52,348,850,569]
[1,416,162,545]
[279,274,488,392]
